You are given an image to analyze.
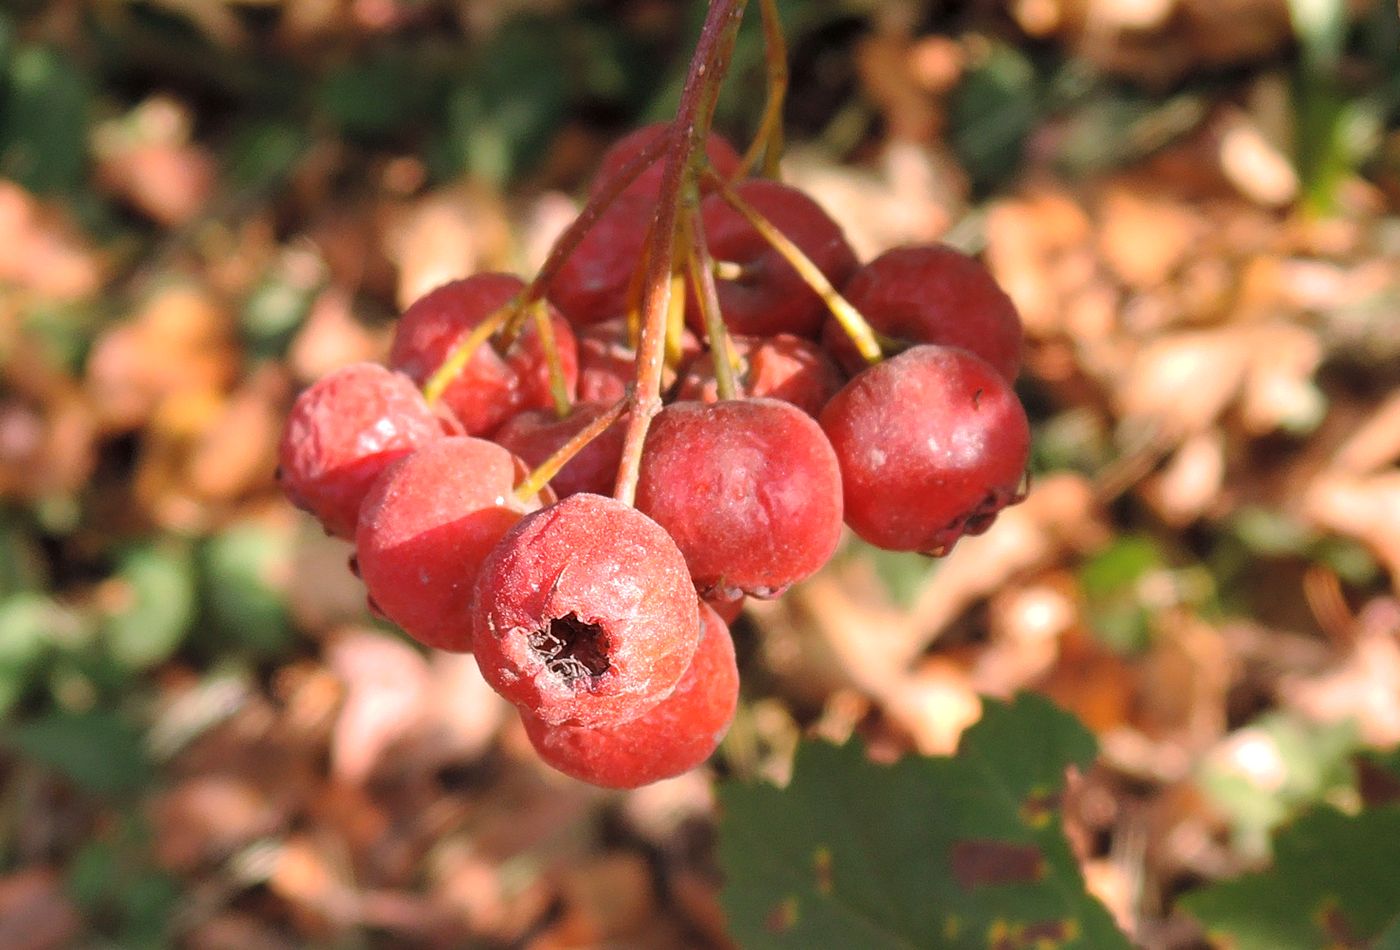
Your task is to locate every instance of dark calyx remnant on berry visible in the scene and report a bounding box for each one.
[529,613,611,685]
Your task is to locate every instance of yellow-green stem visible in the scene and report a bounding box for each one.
[422,304,511,405]
[707,171,882,364]
[530,300,573,418]
[737,0,788,179]
[512,398,628,503]
[685,208,739,401]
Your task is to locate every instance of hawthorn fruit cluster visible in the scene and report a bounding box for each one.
[276,121,1030,789]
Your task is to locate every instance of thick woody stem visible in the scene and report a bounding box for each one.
[612,0,748,505]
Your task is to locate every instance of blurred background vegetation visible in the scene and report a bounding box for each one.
[2,0,1400,947]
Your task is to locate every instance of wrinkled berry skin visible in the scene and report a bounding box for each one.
[676,333,846,418]
[820,345,1030,555]
[278,362,441,539]
[636,399,843,600]
[824,244,1023,381]
[493,401,627,499]
[547,195,656,327]
[471,493,700,727]
[390,273,578,436]
[523,599,738,788]
[590,122,742,201]
[696,180,858,339]
[355,438,535,652]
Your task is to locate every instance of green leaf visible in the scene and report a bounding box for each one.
[0,44,90,194]
[199,521,294,656]
[1197,713,1359,859]
[719,694,1126,949]
[100,543,196,671]
[1183,805,1400,950]
[949,43,1039,193]
[9,710,151,797]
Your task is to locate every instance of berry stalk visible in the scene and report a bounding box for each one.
[706,171,883,364]
[736,0,788,179]
[512,397,628,503]
[613,0,748,505]
[684,206,739,401]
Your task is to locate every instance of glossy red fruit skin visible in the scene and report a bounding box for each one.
[695,180,858,339]
[522,599,738,789]
[575,318,699,404]
[492,401,627,499]
[471,493,700,727]
[635,398,843,601]
[389,273,578,436]
[547,195,655,327]
[676,333,846,417]
[590,122,743,201]
[823,244,1023,382]
[819,345,1030,555]
[278,362,442,539]
[355,438,536,652]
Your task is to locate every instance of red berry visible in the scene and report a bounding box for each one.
[591,122,742,201]
[819,345,1030,554]
[278,362,441,539]
[636,399,843,600]
[390,274,579,436]
[493,402,627,499]
[676,333,846,417]
[471,493,700,727]
[823,244,1023,381]
[575,318,699,404]
[355,437,536,652]
[547,195,655,327]
[522,598,738,789]
[695,180,858,338]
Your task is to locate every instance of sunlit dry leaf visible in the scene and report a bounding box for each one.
[1217,108,1298,207]
[1305,473,1400,595]
[1116,329,1250,437]
[287,287,388,384]
[416,650,509,766]
[1281,602,1400,747]
[535,853,657,948]
[985,183,1094,337]
[93,96,217,229]
[1141,428,1226,526]
[86,283,239,431]
[1097,183,1202,289]
[188,364,289,501]
[326,629,431,784]
[0,181,102,301]
[385,183,514,310]
[150,775,284,872]
[0,868,81,950]
[1326,388,1400,476]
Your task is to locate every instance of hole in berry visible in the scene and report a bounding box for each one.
[528,613,611,685]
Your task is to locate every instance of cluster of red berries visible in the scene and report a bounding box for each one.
[277,122,1031,789]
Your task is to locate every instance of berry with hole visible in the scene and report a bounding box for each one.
[522,598,738,788]
[471,493,700,727]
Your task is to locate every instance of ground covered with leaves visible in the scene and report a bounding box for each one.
[2,1,1400,947]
